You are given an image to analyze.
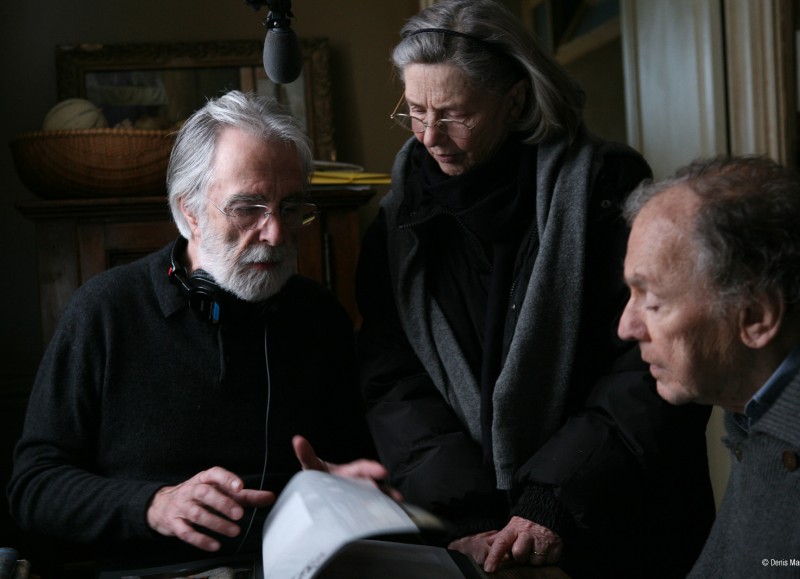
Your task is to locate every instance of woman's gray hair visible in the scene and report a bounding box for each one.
[167,90,313,238]
[624,155,800,308]
[392,0,584,144]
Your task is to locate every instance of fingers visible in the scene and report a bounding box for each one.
[482,516,563,572]
[195,465,245,489]
[182,468,249,521]
[328,458,388,481]
[146,467,268,551]
[293,434,386,479]
[165,515,225,552]
[533,539,562,565]
[292,435,328,472]
[448,531,498,566]
[235,488,276,508]
[324,458,402,500]
[507,533,562,566]
[293,436,401,499]
[484,531,514,572]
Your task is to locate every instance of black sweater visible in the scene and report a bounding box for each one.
[8,242,373,570]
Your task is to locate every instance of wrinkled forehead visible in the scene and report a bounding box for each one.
[403,63,490,109]
[626,187,703,285]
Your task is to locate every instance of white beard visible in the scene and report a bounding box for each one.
[197,224,296,302]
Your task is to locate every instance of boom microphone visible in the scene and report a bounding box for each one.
[261,0,303,84]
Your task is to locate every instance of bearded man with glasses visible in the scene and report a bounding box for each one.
[8,90,385,575]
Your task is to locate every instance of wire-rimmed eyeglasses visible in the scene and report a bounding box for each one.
[210,198,319,231]
[389,95,474,139]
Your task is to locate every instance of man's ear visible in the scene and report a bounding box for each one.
[179,196,201,237]
[739,291,784,349]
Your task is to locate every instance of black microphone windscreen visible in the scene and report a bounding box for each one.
[263,28,303,84]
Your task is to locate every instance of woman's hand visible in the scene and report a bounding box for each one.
[449,530,502,567]
[484,516,563,572]
[449,516,563,573]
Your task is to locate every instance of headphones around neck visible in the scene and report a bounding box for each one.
[167,236,223,324]
[167,237,273,553]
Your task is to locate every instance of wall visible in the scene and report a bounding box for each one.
[0,0,417,546]
[564,37,628,145]
[621,0,727,178]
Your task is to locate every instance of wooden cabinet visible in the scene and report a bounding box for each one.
[18,186,375,344]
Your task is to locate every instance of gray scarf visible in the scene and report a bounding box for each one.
[383,130,601,489]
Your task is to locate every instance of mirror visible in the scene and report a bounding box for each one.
[55,39,336,161]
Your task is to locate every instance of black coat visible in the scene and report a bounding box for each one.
[356,136,715,579]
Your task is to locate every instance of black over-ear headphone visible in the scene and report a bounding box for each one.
[168,236,223,324]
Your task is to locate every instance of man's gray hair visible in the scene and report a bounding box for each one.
[392,0,584,144]
[624,155,800,308]
[167,90,313,238]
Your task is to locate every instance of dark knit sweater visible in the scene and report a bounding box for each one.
[688,369,800,578]
[7,242,372,570]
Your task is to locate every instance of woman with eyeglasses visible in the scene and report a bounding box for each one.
[355,1,715,577]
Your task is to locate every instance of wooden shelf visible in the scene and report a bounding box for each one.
[18,186,375,344]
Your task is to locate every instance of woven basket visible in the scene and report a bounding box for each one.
[9,128,176,199]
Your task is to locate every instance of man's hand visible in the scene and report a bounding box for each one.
[146,466,275,551]
[292,435,403,501]
[484,516,562,572]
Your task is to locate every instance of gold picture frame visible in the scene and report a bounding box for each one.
[55,39,336,161]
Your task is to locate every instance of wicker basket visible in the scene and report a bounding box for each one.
[9,128,176,199]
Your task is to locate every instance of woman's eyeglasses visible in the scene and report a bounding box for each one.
[390,95,474,139]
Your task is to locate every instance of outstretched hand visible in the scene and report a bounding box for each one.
[146,466,275,552]
[292,435,403,501]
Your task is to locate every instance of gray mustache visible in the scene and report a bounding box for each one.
[238,244,287,264]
